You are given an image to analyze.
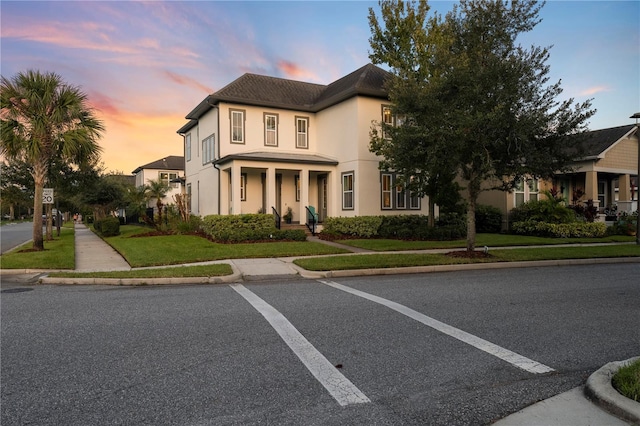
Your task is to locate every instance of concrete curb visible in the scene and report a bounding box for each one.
[585,356,640,425]
[298,257,640,279]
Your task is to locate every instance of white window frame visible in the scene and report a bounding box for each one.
[159,172,179,189]
[295,116,308,149]
[396,181,407,210]
[231,109,245,144]
[382,105,395,139]
[185,133,191,162]
[240,173,247,201]
[342,172,354,210]
[202,134,215,164]
[264,113,278,146]
[514,178,539,207]
[409,191,421,209]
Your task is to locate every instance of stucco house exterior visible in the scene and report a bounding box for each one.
[177,64,431,224]
[476,123,639,228]
[132,155,185,210]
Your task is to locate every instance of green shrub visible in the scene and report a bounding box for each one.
[176,215,203,234]
[322,216,383,238]
[607,211,638,236]
[475,204,503,233]
[93,218,102,233]
[510,198,576,225]
[202,214,274,239]
[93,216,120,237]
[511,221,607,238]
[378,215,430,239]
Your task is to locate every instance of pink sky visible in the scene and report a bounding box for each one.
[1,1,638,175]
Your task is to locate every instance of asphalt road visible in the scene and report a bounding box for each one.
[0,221,33,254]
[1,263,639,425]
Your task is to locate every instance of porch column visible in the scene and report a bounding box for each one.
[266,167,276,213]
[619,174,631,201]
[585,171,599,209]
[299,168,309,222]
[220,168,230,215]
[231,163,242,215]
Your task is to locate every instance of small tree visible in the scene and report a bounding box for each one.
[368,0,595,251]
[1,70,103,250]
[145,178,170,229]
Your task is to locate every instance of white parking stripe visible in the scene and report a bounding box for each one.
[319,280,555,375]
[230,284,371,406]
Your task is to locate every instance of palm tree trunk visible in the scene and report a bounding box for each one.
[31,165,46,250]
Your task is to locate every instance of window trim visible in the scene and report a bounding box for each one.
[202,134,215,165]
[240,173,247,201]
[342,171,354,210]
[381,173,392,210]
[295,116,309,149]
[159,171,179,189]
[230,109,246,144]
[264,112,279,147]
[381,104,395,139]
[185,133,191,162]
[514,178,539,207]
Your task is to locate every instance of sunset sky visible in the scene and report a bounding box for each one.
[1,1,638,175]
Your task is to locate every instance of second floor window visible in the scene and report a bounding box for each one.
[382,105,395,139]
[185,133,191,162]
[296,117,308,149]
[265,113,278,146]
[231,109,245,143]
[160,172,179,188]
[202,134,215,164]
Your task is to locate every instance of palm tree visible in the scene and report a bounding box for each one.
[145,178,171,229]
[1,70,104,250]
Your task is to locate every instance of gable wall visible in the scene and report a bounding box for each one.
[596,135,638,172]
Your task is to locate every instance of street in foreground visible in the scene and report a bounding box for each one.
[2,264,638,425]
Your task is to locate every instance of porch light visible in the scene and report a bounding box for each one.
[631,112,640,244]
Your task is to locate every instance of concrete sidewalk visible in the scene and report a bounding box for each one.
[34,224,640,424]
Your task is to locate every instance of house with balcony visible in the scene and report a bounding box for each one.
[132,155,185,210]
[176,64,431,225]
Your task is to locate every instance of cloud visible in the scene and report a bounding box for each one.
[579,85,611,96]
[163,70,213,94]
[277,60,320,82]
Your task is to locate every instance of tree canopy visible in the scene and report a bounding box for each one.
[368,0,595,250]
[1,70,104,249]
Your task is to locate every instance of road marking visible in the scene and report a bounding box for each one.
[230,284,371,406]
[319,280,555,375]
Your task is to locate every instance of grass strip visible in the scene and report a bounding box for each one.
[612,359,640,402]
[0,227,75,269]
[293,244,640,271]
[337,234,636,251]
[48,264,233,279]
[105,225,348,267]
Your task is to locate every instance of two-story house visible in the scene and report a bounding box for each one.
[132,155,185,211]
[177,64,430,224]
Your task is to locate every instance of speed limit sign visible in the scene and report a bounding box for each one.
[43,188,54,204]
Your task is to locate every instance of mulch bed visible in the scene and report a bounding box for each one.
[445,250,493,259]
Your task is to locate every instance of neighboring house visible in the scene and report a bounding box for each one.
[176,64,431,223]
[132,155,185,210]
[477,124,639,228]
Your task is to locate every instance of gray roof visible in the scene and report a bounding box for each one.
[132,155,184,174]
[183,64,391,122]
[214,152,338,166]
[579,124,636,159]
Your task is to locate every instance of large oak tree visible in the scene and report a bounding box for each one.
[369,0,595,250]
[1,70,104,250]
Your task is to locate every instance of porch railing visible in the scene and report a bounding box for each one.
[272,207,281,230]
[305,206,318,236]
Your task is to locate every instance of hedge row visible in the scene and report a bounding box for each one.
[201,214,306,242]
[321,215,467,240]
[93,216,120,237]
[511,221,607,238]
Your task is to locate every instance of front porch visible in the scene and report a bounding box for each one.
[215,152,338,224]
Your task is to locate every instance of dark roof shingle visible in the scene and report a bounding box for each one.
[132,155,184,174]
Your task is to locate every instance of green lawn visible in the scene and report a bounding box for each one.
[0,226,75,269]
[336,233,636,251]
[49,264,234,279]
[293,244,640,271]
[612,358,640,402]
[105,225,349,267]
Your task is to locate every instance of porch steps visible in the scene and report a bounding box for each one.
[280,223,319,236]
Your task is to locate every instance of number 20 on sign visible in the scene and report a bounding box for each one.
[43,188,54,204]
